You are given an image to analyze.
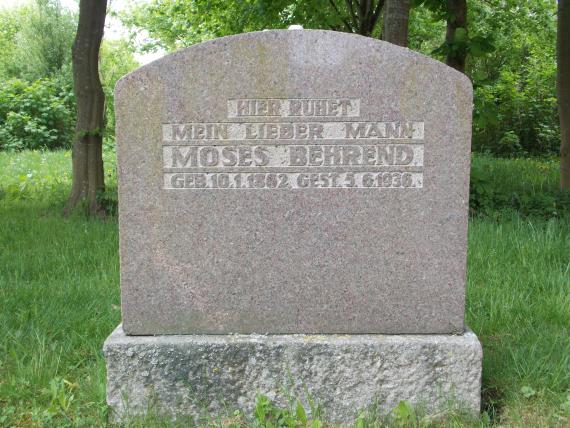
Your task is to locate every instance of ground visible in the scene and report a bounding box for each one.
[0,149,569,427]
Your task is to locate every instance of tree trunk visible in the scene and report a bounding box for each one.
[445,0,467,73]
[64,0,107,217]
[382,0,411,47]
[559,0,570,189]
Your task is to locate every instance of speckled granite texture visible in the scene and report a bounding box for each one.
[104,325,482,422]
[115,29,472,334]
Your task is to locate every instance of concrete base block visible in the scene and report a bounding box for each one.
[104,325,482,423]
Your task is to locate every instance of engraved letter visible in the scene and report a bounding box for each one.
[377,145,395,165]
[342,146,362,165]
[302,100,314,116]
[171,146,197,167]
[345,123,365,139]
[200,147,219,166]
[170,174,185,188]
[258,100,268,116]
[279,124,294,139]
[268,100,281,116]
[238,146,253,166]
[245,124,258,139]
[289,100,301,116]
[395,145,414,165]
[289,146,307,166]
[172,125,189,141]
[314,100,326,116]
[328,100,339,116]
[339,100,352,116]
[308,146,323,166]
[237,100,249,116]
[295,123,308,139]
[214,124,228,139]
[194,124,206,139]
[401,122,414,138]
[267,124,279,139]
[386,123,400,139]
[323,145,342,165]
[363,146,377,165]
[366,123,382,138]
[308,124,324,139]
[222,147,237,166]
[254,146,270,166]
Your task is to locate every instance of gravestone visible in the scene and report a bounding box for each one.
[104,29,482,422]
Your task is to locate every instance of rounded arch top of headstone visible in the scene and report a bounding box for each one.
[116,29,471,98]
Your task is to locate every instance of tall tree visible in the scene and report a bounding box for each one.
[64,0,107,217]
[122,0,386,51]
[382,0,411,46]
[445,0,468,72]
[559,0,570,189]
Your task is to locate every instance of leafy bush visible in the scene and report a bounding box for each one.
[469,1,559,157]
[496,131,524,157]
[0,78,75,151]
[469,155,569,219]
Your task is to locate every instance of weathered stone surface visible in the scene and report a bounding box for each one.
[104,325,482,422]
[116,29,472,334]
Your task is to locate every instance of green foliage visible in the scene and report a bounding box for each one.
[252,395,318,427]
[496,131,524,157]
[0,78,75,151]
[100,39,140,136]
[0,6,24,79]
[470,155,569,219]
[6,0,76,81]
[121,0,287,51]
[121,0,372,52]
[0,1,77,152]
[520,385,537,399]
[469,0,559,156]
[0,2,139,150]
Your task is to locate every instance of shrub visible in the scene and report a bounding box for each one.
[495,131,524,157]
[469,155,570,219]
[0,78,75,151]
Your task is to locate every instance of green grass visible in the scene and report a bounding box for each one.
[0,150,569,426]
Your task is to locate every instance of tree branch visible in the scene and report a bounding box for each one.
[372,0,384,23]
[329,0,354,32]
[345,0,359,29]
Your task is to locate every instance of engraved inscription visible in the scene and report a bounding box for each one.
[162,98,424,190]
[227,98,361,118]
[162,122,423,141]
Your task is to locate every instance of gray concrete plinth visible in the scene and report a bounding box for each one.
[104,325,482,423]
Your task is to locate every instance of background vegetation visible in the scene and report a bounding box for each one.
[0,0,568,426]
[0,0,560,159]
[0,0,138,151]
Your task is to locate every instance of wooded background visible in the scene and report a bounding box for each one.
[0,0,567,215]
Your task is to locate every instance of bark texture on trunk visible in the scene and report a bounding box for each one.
[559,0,570,189]
[64,0,107,217]
[382,0,411,47]
[445,0,467,73]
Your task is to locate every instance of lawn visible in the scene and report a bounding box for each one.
[0,150,569,427]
